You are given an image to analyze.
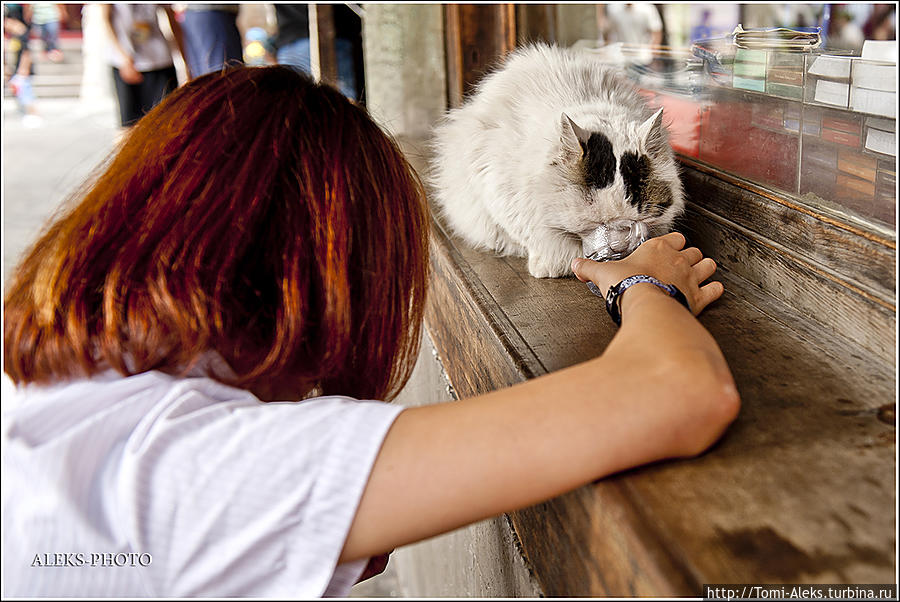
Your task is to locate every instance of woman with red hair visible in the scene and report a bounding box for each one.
[2,66,738,597]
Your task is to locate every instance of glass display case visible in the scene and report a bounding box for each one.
[583,34,897,234]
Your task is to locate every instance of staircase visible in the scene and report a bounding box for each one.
[5,34,84,99]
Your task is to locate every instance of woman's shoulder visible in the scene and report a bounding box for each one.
[3,369,401,450]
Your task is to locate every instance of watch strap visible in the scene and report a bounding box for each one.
[602,274,691,326]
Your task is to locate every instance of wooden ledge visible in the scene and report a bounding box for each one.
[423,207,896,596]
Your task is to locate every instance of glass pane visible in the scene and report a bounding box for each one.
[577,3,897,236]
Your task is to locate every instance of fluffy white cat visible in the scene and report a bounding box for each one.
[430,43,685,278]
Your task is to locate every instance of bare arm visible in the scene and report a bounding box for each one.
[102,4,142,84]
[16,47,32,77]
[340,233,739,562]
[161,5,190,80]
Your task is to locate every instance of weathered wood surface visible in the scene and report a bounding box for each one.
[398,134,895,595]
[423,205,896,597]
[678,163,896,307]
[682,201,895,360]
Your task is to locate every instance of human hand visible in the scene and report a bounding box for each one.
[120,58,144,84]
[571,232,724,316]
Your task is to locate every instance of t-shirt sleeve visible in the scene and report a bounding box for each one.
[116,386,404,597]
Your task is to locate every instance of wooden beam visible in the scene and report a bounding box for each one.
[516,4,557,46]
[423,202,896,595]
[309,4,338,86]
[444,4,463,108]
[444,4,517,108]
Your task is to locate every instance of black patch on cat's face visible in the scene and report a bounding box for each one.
[620,152,651,212]
[581,133,616,189]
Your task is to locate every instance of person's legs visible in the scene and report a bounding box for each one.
[136,66,178,118]
[180,11,207,77]
[214,11,244,70]
[10,73,41,126]
[182,10,243,77]
[112,67,148,128]
[39,20,63,61]
[276,38,312,75]
[334,38,358,100]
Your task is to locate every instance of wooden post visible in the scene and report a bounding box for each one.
[516,4,557,46]
[444,4,516,108]
[309,4,338,86]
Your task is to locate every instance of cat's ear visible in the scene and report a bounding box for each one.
[638,108,664,140]
[638,108,667,155]
[560,113,590,160]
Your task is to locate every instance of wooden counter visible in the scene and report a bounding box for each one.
[393,139,896,596]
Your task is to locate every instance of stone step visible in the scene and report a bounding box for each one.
[30,52,84,66]
[6,50,84,75]
[24,38,83,66]
[4,77,83,99]
[8,84,82,98]
[31,73,83,86]
[27,61,84,76]
[27,36,83,51]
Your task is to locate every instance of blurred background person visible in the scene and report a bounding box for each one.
[863,3,897,40]
[242,25,275,66]
[690,9,713,43]
[826,5,866,52]
[30,3,64,62]
[272,3,310,71]
[272,3,363,102]
[180,3,243,77]
[103,3,188,129]
[4,3,41,127]
[602,3,663,64]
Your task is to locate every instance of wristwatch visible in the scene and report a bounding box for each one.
[602,274,691,326]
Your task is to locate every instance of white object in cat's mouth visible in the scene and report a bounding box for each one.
[582,220,650,262]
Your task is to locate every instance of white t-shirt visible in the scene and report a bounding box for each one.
[107,4,175,72]
[605,3,663,45]
[1,370,404,597]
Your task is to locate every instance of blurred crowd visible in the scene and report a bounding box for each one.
[3,3,364,130]
[4,3,74,126]
[600,3,896,52]
[3,3,897,130]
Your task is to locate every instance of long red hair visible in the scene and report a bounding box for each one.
[4,66,430,402]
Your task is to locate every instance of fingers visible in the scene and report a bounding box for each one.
[572,257,611,286]
[692,256,717,283]
[692,280,725,314]
[658,231,686,250]
[573,243,724,316]
[571,257,590,282]
[681,246,703,266]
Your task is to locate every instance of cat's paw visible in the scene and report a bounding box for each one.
[527,252,573,278]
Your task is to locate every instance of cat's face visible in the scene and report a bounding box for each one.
[548,109,684,258]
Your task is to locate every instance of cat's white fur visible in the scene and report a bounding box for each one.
[430,44,685,278]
